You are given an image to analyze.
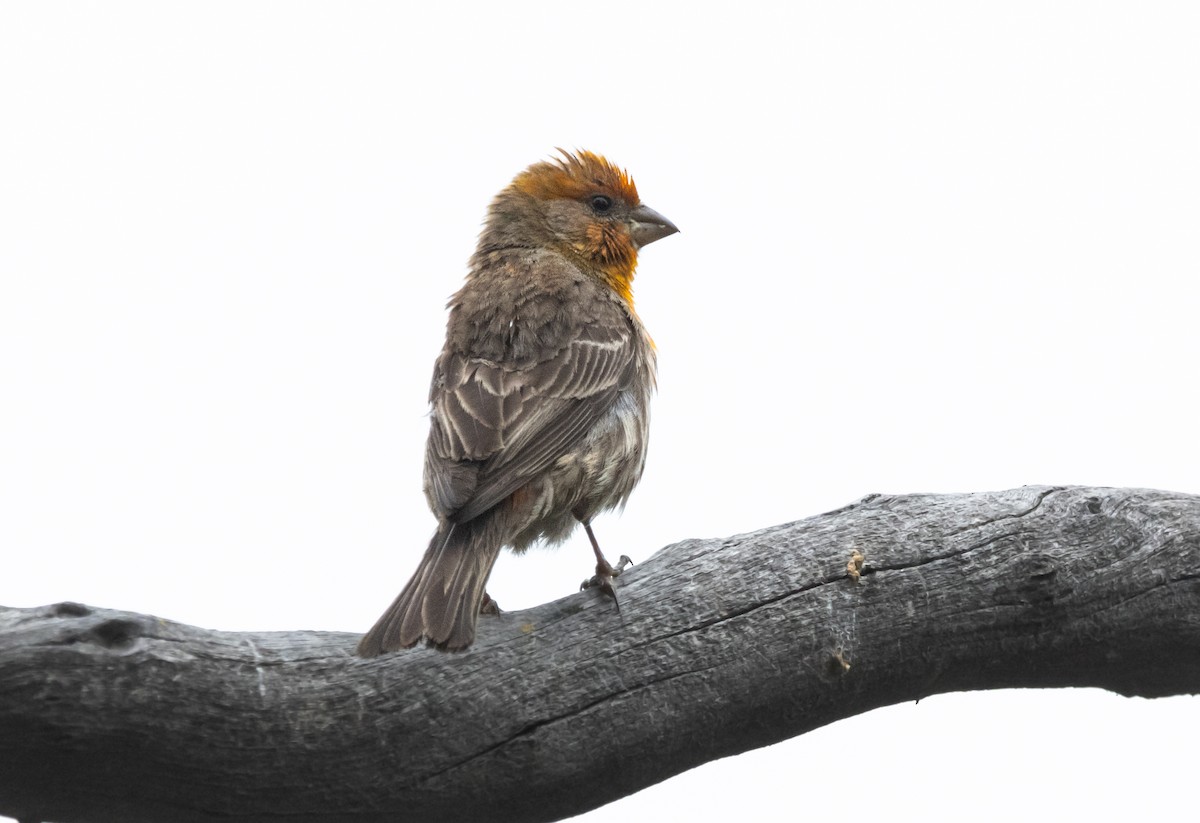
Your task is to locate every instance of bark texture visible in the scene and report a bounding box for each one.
[2,485,1198,823]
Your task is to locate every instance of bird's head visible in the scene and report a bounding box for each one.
[480,150,678,302]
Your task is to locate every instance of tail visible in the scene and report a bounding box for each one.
[356,520,502,656]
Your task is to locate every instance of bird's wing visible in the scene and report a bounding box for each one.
[425,313,636,522]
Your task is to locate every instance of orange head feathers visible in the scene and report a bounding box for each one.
[512,149,641,205]
[477,150,678,304]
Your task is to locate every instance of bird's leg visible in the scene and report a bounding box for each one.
[579,521,633,610]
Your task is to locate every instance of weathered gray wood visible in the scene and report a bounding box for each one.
[2,486,1198,823]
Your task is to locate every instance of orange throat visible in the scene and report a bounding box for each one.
[581,222,639,306]
[599,260,637,306]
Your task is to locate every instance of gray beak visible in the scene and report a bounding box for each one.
[628,205,679,249]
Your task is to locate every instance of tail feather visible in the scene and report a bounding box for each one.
[356,521,502,656]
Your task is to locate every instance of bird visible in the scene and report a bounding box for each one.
[356,150,678,656]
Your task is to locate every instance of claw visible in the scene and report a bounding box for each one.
[581,571,620,609]
[577,522,635,612]
[580,551,634,611]
[480,592,502,616]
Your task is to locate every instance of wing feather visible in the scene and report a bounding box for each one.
[425,309,636,523]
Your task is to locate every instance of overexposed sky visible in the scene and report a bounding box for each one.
[2,2,1197,820]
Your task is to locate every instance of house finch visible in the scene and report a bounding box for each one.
[356,150,677,655]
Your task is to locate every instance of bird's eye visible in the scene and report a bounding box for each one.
[590,195,612,213]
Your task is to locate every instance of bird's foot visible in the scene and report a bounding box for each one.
[580,554,634,610]
[480,592,502,616]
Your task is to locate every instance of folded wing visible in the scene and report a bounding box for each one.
[425,313,635,523]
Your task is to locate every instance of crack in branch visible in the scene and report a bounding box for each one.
[948,486,1064,535]
[414,661,721,788]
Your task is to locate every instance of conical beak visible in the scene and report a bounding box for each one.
[628,205,679,249]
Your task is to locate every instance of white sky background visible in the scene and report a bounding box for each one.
[1,2,1197,820]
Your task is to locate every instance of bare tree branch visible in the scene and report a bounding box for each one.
[2,485,1198,823]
